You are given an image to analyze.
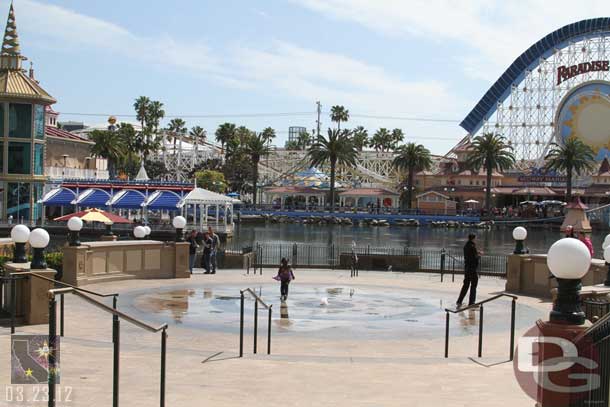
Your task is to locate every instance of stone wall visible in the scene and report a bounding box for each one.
[506,254,607,298]
[62,240,190,286]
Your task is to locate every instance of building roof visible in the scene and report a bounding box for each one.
[177,188,238,207]
[45,126,93,144]
[512,187,557,196]
[457,169,503,177]
[339,188,398,197]
[265,186,326,195]
[0,69,56,104]
[416,190,451,200]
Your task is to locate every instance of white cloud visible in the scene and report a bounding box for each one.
[292,0,610,81]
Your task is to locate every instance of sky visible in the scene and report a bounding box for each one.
[10,0,610,154]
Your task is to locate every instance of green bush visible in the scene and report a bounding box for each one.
[45,252,63,274]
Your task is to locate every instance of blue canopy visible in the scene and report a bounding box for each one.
[144,190,180,210]
[108,190,146,209]
[41,188,76,206]
[74,188,111,207]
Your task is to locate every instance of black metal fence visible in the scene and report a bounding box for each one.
[242,243,507,277]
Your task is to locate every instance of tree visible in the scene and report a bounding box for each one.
[390,128,404,151]
[285,140,300,150]
[261,127,276,144]
[133,97,165,160]
[195,170,227,193]
[215,122,236,153]
[244,133,271,205]
[307,129,358,212]
[370,128,392,152]
[351,126,369,151]
[545,138,596,203]
[189,126,206,153]
[330,105,349,130]
[134,96,151,132]
[297,131,312,149]
[166,118,187,148]
[466,133,515,216]
[392,143,433,209]
[147,100,165,132]
[144,160,170,180]
[187,158,224,178]
[89,129,126,179]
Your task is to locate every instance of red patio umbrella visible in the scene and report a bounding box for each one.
[54,208,132,224]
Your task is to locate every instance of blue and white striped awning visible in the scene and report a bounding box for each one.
[142,190,181,210]
[107,189,146,209]
[40,188,76,206]
[72,188,111,207]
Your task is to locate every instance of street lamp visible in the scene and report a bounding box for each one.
[29,228,50,269]
[547,238,591,325]
[133,226,146,240]
[104,221,114,236]
[144,225,151,237]
[10,224,30,263]
[512,226,528,254]
[172,216,186,242]
[67,217,83,246]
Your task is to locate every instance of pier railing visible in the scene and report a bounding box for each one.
[245,243,507,277]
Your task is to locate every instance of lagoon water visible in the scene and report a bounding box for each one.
[230,223,608,256]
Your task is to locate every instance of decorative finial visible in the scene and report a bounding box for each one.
[2,3,20,55]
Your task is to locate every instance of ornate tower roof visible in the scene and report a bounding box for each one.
[0,3,55,104]
[2,3,20,55]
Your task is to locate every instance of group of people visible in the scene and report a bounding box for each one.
[187,226,220,274]
[564,225,594,256]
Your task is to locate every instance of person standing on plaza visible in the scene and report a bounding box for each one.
[565,225,576,238]
[201,232,213,274]
[456,233,481,307]
[274,258,295,301]
[207,226,220,274]
[186,230,198,274]
[578,230,594,256]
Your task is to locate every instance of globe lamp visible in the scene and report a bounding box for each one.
[603,234,610,250]
[144,225,151,236]
[67,217,83,246]
[172,216,187,242]
[547,238,591,324]
[10,224,30,263]
[29,228,50,269]
[133,226,146,240]
[512,226,528,254]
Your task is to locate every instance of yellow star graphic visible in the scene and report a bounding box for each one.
[25,368,33,377]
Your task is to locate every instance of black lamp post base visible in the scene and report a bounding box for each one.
[68,231,81,247]
[605,264,610,286]
[12,242,27,263]
[513,240,529,255]
[175,228,184,242]
[551,278,585,325]
[30,248,47,270]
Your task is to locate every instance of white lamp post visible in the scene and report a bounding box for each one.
[29,228,50,269]
[512,226,528,254]
[546,238,591,324]
[67,216,83,246]
[172,216,187,242]
[133,226,146,240]
[10,224,30,263]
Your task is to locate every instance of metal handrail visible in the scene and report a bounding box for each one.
[47,287,168,407]
[241,288,271,309]
[444,293,517,360]
[239,288,273,357]
[13,271,119,298]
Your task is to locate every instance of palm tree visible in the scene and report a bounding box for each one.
[133,96,151,131]
[390,128,404,151]
[330,105,349,130]
[545,138,596,203]
[307,129,358,212]
[392,143,432,209]
[244,133,271,205]
[466,133,515,216]
[351,126,369,151]
[261,127,276,144]
[89,129,126,179]
[371,128,391,152]
[215,122,236,153]
[148,100,165,132]
[189,126,206,154]
[167,118,187,148]
[297,131,312,149]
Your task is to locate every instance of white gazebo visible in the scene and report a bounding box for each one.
[177,188,239,233]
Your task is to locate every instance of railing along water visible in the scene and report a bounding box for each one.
[47,287,168,407]
[444,293,518,360]
[239,288,272,357]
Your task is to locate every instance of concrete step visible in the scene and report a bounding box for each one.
[77,273,137,286]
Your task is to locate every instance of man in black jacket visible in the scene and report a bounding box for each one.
[456,233,480,307]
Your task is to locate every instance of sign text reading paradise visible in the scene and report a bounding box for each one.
[557,60,609,85]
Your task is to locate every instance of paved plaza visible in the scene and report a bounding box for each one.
[0,269,550,406]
